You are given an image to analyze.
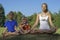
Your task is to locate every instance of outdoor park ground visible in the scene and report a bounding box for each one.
[0,27,60,40]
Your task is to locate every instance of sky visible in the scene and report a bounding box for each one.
[0,0,60,16]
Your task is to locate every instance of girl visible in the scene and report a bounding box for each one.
[19,17,31,34]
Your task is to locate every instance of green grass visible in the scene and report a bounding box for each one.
[0,27,60,40]
[0,27,4,36]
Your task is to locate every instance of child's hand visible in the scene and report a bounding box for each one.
[16,30,19,33]
[24,30,30,34]
[24,30,28,33]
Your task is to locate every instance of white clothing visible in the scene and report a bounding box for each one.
[39,13,50,30]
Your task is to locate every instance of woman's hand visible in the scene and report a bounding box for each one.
[55,26,58,30]
[50,26,58,31]
[31,26,34,31]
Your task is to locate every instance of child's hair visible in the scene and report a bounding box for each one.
[22,17,27,21]
[8,11,14,16]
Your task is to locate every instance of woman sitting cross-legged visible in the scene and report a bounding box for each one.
[19,17,31,34]
[31,3,57,34]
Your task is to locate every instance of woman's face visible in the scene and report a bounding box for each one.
[42,4,47,12]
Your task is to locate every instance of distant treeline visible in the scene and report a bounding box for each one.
[0,4,60,28]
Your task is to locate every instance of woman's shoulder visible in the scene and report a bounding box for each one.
[47,12,52,17]
[37,12,42,16]
[37,13,41,15]
[37,14,41,17]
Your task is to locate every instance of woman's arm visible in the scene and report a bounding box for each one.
[31,14,39,30]
[48,14,55,28]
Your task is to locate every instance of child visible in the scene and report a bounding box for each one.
[19,17,31,34]
[3,11,19,38]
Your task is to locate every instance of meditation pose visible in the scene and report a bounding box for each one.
[3,11,19,38]
[31,3,57,33]
[19,17,30,34]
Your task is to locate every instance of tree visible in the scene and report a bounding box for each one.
[0,4,5,27]
[53,11,60,28]
[27,13,37,27]
[16,11,24,24]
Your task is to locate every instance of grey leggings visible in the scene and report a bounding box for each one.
[30,27,57,34]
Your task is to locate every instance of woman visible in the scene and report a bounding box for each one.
[19,17,31,34]
[31,3,57,33]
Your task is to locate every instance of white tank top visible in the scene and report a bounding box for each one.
[39,14,50,30]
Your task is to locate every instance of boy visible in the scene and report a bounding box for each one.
[3,11,19,38]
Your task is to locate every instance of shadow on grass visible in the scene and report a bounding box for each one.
[0,34,60,40]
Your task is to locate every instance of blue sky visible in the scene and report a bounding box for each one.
[0,0,60,16]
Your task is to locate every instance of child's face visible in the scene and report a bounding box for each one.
[8,14,14,20]
[23,19,27,22]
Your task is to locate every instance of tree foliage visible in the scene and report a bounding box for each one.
[0,4,5,27]
[0,4,60,28]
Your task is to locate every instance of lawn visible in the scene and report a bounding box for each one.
[0,27,60,40]
[0,27,4,36]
